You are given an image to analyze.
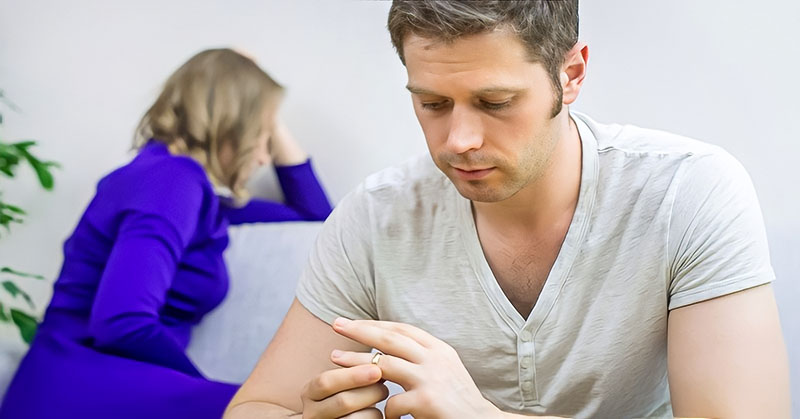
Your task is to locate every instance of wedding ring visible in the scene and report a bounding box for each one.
[371,352,383,365]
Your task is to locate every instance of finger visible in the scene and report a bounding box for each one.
[384,391,417,419]
[311,382,389,418]
[304,364,382,401]
[331,350,420,388]
[329,350,374,366]
[337,318,440,348]
[338,407,383,419]
[332,318,427,362]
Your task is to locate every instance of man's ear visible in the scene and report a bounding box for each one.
[561,42,589,105]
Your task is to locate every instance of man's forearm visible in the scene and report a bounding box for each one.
[225,401,568,419]
[500,411,567,418]
[223,401,300,419]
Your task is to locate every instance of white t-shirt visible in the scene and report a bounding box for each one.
[296,112,774,418]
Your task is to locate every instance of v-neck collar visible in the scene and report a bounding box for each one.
[456,112,599,332]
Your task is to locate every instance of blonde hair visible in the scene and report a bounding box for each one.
[134,48,284,200]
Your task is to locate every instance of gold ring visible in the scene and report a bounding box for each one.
[371,352,382,365]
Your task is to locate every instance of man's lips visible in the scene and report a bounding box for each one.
[452,166,495,180]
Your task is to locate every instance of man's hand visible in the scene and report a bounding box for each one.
[330,317,502,419]
[300,362,389,419]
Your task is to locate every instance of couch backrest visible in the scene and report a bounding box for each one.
[187,222,323,383]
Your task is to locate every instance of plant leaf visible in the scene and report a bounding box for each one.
[1,280,35,309]
[10,309,38,344]
[0,148,20,161]
[0,143,21,178]
[0,203,26,214]
[0,204,25,220]
[31,162,55,190]
[0,267,45,280]
[0,211,23,227]
[0,211,24,224]
[15,144,57,190]
[0,150,20,177]
[1,280,20,297]
[0,302,9,322]
[11,140,36,150]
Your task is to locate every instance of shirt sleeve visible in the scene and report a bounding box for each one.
[88,159,208,376]
[667,149,775,310]
[222,159,332,224]
[295,183,378,324]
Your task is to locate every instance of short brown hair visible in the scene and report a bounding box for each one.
[388,0,579,100]
[134,48,284,199]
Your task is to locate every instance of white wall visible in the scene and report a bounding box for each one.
[1,0,797,411]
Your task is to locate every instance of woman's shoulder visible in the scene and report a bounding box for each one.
[95,141,217,220]
[113,141,206,180]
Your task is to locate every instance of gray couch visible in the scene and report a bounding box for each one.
[187,222,323,383]
[0,222,323,403]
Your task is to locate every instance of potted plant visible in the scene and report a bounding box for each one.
[0,89,59,345]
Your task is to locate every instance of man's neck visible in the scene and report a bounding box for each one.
[472,114,583,236]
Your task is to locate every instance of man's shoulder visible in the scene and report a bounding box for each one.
[333,154,456,229]
[576,112,724,160]
[576,112,752,220]
[360,154,451,200]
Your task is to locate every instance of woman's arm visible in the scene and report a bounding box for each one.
[224,120,332,224]
[88,211,203,376]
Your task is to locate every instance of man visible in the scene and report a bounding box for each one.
[226,1,790,418]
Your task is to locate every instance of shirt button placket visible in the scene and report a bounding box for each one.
[518,328,537,404]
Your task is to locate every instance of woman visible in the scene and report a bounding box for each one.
[0,48,332,418]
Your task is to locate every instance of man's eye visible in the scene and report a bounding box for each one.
[421,101,447,110]
[480,100,511,111]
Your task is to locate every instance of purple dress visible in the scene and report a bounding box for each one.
[0,141,332,418]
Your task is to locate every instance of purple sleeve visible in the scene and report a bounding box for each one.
[223,159,332,224]
[89,212,201,376]
[87,159,208,376]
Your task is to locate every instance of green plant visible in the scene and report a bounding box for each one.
[0,89,59,344]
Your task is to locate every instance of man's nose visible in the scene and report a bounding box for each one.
[445,105,484,154]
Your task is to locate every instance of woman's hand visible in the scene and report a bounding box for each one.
[269,118,309,166]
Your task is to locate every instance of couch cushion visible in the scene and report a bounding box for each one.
[187,222,323,383]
